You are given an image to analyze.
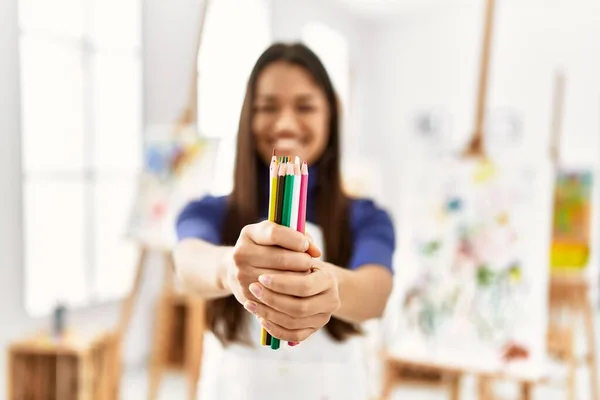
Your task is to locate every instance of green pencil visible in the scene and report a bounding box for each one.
[281,162,295,227]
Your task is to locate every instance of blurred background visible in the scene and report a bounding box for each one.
[1,0,600,399]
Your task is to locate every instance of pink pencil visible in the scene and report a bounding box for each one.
[296,161,309,234]
[289,161,309,347]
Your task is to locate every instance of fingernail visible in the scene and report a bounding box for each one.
[304,239,309,251]
[261,320,271,330]
[249,283,262,298]
[244,301,257,313]
[258,275,271,286]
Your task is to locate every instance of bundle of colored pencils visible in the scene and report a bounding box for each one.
[261,151,309,350]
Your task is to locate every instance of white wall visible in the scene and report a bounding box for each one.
[368,3,600,220]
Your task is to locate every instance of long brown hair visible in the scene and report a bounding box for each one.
[206,43,361,346]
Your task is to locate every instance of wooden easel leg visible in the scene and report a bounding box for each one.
[380,360,395,400]
[186,298,205,400]
[477,377,492,400]
[520,382,533,400]
[147,358,163,400]
[567,354,577,400]
[583,299,599,400]
[7,350,13,400]
[447,374,461,400]
[148,295,171,400]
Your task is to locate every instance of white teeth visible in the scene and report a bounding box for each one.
[273,138,300,148]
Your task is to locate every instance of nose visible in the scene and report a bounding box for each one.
[272,107,301,136]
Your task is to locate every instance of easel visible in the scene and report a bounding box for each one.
[382,0,555,397]
[544,70,599,400]
[381,0,498,396]
[145,2,211,399]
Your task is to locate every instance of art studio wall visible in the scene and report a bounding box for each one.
[367,3,600,219]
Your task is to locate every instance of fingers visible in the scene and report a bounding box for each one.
[236,268,306,303]
[242,221,323,257]
[257,268,331,297]
[234,244,313,272]
[243,300,330,331]
[242,221,309,251]
[259,318,315,343]
[249,282,340,318]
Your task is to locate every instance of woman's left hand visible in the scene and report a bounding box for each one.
[243,262,341,343]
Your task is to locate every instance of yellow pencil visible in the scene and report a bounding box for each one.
[262,150,278,346]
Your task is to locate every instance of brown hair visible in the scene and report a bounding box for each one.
[206,43,361,346]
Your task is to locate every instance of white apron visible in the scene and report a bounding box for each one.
[197,224,371,400]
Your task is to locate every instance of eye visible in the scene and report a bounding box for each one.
[297,104,316,113]
[254,104,277,113]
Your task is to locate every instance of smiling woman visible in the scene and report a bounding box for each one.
[173,43,396,400]
[252,61,330,165]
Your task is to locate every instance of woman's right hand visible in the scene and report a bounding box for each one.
[223,221,322,306]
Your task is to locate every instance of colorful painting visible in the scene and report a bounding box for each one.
[550,170,593,271]
[390,157,553,379]
[126,128,219,248]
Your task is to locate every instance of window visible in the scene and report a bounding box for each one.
[19,0,142,316]
[301,21,351,119]
[196,0,271,196]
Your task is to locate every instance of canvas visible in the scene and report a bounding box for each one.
[389,157,554,379]
[550,169,593,271]
[126,130,219,249]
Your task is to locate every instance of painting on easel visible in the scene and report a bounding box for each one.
[550,169,593,271]
[126,126,219,249]
[391,156,553,379]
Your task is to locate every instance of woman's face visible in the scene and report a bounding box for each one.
[252,61,330,164]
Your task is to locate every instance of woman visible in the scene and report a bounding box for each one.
[174,43,395,399]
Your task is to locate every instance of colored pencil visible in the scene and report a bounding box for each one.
[274,161,286,225]
[297,161,309,235]
[262,153,278,346]
[290,157,301,231]
[286,157,304,347]
[281,161,295,227]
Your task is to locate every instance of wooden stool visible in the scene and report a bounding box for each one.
[380,354,462,400]
[476,374,541,400]
[7,331,119,400]
[147,290,205,400]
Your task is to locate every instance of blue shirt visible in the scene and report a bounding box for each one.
[176,165,396,272]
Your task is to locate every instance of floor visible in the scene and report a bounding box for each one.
[121,364,593,399]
